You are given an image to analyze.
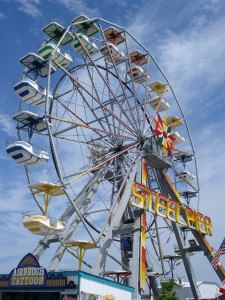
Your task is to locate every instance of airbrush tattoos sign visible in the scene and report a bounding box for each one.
[0,253,67,289]
[8,253,47,287]
[10,266,45,286]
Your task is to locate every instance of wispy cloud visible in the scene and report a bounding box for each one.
[15,0,42,17]
[0,114,15,136]
[56,0,100,17]
[0,11,6,19]
[158,17,225,109]
[196,122,225,182]
[125,1,225,117]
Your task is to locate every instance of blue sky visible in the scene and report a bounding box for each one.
[0,0,225,287]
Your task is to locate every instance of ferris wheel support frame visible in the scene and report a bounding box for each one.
[155,169,201,300]
[92,158,140,268]
[156,167,225,296]
[191,230,225,281]
[47,166,109,272]
[161,169,225,281]
[32,165,108,261]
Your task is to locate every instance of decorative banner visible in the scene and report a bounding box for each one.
[152,113,175,157]
[140,160,147,291]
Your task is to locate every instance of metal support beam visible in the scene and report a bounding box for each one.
[156,170,201,300]
[191,230,225,281]
[92,160,140,275]
[112,224,134,236]
[129,163,142,300]
[32,167,107,263]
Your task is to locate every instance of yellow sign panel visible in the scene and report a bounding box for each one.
[103,296,115,300]
[130,182,212,236]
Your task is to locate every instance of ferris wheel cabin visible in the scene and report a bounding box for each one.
[5,141,49,166]
[13,77,53,106]
[22,213,66,236]
[38,42,73,69]
[71,33,99,56]
[100,42,125,65]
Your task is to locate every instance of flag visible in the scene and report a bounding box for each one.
[219,280,225,295]
[211,238,225,269]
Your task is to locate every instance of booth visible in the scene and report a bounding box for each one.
[0,254,134,300]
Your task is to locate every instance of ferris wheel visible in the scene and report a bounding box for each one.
[6,16,225,299]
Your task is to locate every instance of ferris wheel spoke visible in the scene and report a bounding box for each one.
[59,148,131,188]
[73,79,110,134]
[64,142,140,187]
[52,113,111,136]
[51,115,136,143]
[53,87,80,134]
[54,60,138,137]
[84,62,115,135]
[123,32,143,132]
[55,86,75,99]
[72,32,138,134]
[98,24,141,134]
[90,64,138,135]
[52,96,109,141]
[142,56,151,132]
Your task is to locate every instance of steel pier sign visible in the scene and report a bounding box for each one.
[130,182,212,236]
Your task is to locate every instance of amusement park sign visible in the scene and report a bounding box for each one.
[130,182,212,236]
[8,254,47,287]
[0,253,67,289]
[10,266,45,286]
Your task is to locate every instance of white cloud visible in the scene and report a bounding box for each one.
[15,0,42,17]
[190,0,223,26]
[125,0,225,94]
[0,114,15,136]
[158,18,225,109]
[0,11,6,18]
[56,0,99,17]
[197,125,225,184]
[201,0,223,14]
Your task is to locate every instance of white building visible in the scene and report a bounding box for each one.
[174,281,222,300]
